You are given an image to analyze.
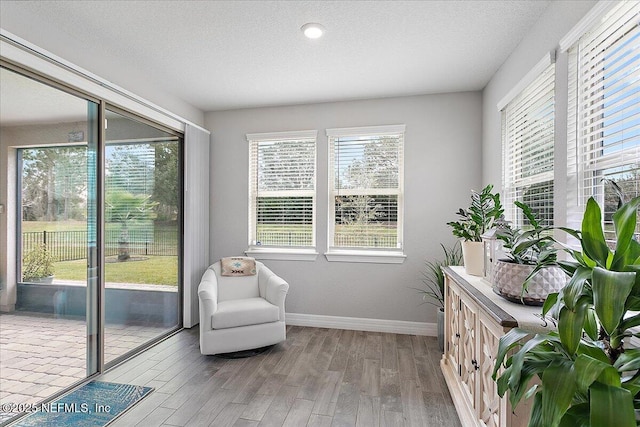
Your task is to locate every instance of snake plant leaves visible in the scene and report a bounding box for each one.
[589,381,636,427]
[592,267,636,335]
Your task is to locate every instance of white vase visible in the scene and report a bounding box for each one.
[492,260,568,306]
[462,241,484,276]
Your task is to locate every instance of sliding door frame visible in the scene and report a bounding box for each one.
[102,103,184,370]
[3,60,184,377]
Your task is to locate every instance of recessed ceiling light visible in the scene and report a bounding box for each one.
[301,23,325,39]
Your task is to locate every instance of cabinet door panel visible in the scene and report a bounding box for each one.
[459,293,477,410]
[445,280,461,370]
[478,313,505,427]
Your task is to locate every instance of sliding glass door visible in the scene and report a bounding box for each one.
[1,66,99,417]
[0,65,182,422]
[103,108,181,365]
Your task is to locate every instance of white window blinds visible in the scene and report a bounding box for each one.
[502,62,556,227]
[566,1,640,240]
[327,125,405,250]
[247,131,317,248]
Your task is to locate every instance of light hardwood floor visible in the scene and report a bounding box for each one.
[101,325,461,427]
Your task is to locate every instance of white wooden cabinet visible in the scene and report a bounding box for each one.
[442,267,534,427]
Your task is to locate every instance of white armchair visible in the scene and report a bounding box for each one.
[198,260,289,355]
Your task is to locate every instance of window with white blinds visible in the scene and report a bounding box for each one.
[247,130,317,248]
[502,62,556,228]
[566,1,640,241]
[327,125,405,251]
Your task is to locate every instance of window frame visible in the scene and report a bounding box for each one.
[325,124,406,264]
[500,56,556,228]
[245,130,319,261]
[565,1,640,242]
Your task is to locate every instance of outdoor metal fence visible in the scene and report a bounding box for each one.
[256,231,313,246]
[334,232,397,248]
[254,230,397,248]
[22,229,178,262]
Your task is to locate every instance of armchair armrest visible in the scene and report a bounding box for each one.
[197,267,219,330]
[258,265,289,321]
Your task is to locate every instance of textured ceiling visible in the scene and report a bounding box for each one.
[0,0,551,113]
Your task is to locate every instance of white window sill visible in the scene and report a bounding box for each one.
[324,250,407,264]
[245,248,319,261]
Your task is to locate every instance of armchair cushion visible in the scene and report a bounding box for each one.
[211,297,280,330]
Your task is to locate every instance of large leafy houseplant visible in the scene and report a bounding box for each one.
[492,196,640,427]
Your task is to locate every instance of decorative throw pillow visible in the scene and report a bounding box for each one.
[220,256,257,277]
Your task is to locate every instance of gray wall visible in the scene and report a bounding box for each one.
[206,93,482,324]
[482,0,597,233]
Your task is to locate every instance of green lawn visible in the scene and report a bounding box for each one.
[22,220,87,232]
[54,255,178,286]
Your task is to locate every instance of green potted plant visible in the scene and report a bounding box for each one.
[22,243,55,283]
[447,184,503,275]
[493,201,568,305]
[416,242,463,351]
[492,196,640,427]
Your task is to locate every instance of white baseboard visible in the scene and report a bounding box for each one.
[286,313,436,336]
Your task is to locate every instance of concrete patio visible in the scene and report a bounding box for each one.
[0,311,171,423]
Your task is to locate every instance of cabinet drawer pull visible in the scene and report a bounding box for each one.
[472,359,479,370]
